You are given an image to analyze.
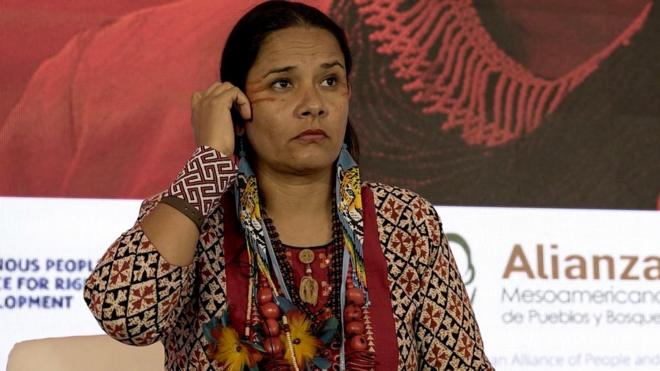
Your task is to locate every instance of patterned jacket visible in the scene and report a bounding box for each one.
[84,166,494,370]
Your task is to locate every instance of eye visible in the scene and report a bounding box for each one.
[271,79,292,89]
[321,76,338,87]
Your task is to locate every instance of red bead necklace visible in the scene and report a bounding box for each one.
[249,207,375,369]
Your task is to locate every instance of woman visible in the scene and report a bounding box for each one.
[84,2,493,370]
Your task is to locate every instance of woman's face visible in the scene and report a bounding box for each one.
[244,26,350,176]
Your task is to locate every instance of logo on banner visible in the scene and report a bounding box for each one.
[447,233,477,303]
[502,244,660,280]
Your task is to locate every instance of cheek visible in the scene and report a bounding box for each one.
[247,99,278,136]
[245,113,285,154]
[331,101,350,129]
[330,89,350,112]
[250,96,278,106]
[245,122,272,148]
[246,84,286,120]
[250,93,289,123]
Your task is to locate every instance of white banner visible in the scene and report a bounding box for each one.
[0,197,140,368]
[1,197,659,370]
[439,206,660,371]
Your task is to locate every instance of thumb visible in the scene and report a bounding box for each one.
[191,91,202,106]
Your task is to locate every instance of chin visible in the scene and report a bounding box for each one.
[290,160,334,175]
[288,154,337,174]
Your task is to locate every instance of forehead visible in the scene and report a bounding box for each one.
[251,27,344,71]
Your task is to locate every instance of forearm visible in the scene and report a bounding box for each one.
[84,145,237,344]
[140,203,199,266]
[142,145,237,266]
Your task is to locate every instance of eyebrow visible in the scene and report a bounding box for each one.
[262,60,345,78]
[320,61,345,70]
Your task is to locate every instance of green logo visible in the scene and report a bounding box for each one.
[447,233,476,303]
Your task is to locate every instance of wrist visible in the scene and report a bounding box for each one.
[166,146,238,226]
[198,139,234,159]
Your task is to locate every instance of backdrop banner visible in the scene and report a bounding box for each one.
[1,0,659,369]
[2,197,659,370]
[2,0,659,209]
[440,205,660,371]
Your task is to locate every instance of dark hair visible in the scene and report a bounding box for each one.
[220,0,359,160]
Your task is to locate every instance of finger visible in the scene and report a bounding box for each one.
[209,85,249,111]
[205,81,234,99]
[233,89,252,121]
[191,91,202,106]
[202,81,224,96]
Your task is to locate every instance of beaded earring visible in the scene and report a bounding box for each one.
[238,136,246,161]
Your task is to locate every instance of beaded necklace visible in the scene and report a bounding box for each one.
[203,145,374,370]
[263,203,344,330]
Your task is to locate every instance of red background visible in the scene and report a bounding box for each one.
[1,0,658,209]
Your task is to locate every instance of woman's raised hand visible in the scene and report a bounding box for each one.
[191,82,252,155]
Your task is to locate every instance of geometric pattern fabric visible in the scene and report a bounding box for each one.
[84,150,493,370]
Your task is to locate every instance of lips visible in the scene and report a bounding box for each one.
[294,129,328,141]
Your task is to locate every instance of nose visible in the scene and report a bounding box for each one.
[295,85,327,119]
